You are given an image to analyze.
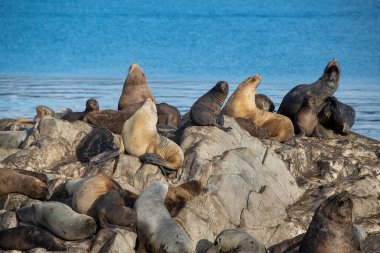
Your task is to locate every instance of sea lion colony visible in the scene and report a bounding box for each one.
[0,60,363,252]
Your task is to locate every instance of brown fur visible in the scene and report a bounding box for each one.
[267,233,305,253]
[0,168,48,199]
[0,226,66,251]
[118,63,155,111]
[165,180,204,217]
[83,109,134,134]
[224,75,294,142]
[299,191,361,253]
[157,103,181,128]
[255,94,275,112]
[295,95,322,137]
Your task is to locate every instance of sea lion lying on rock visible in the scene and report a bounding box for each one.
[256,94,275,112]
[61,98,99,122]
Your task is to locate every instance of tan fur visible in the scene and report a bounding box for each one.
[118,63,155,111]
[225,75,294,142]
[122,98,184,170]
[66,173,120,217]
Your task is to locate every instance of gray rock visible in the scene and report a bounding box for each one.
[0,210,17,229]
[0,131,27,149]
[90,228,137,253]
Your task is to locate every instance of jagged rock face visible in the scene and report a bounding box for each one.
[0,115,379,252]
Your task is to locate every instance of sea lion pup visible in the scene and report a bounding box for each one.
[17,201,97,240]
[0,226,66,251]
[65,173,137,229]
[299,191,362,253]
[165,180,204,217]
[318,96,356,135]
[61,98,99,122]
[0,168,48,199]
[277,60,340,121]
[134,181,193,253]
[190,81,232,132]
[224,75,294,142]
[256,94,275,112]
[118,63,155,111]
[157,102,181,128]
[295,94,322,137]
[210,229,267,253]
[122,98,184,176]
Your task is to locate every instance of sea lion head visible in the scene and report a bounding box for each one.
[318,191,353,224]
[127,63,146,86]
[240,74,262,91]
[85,98,99,113]
[212,81,229,104]
[141,98,157,114]
[301,94,317,110]
[328,97,355,135]
[323,60,340,83]
[35,105,55,122]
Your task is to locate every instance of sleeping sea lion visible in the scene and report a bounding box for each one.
[17,201,97,240]
[256,94,275,112]
[190,81,231,132]
[318,96,355,135]
[157,102,181,128]
[134,181,193,253]
[212,229,267,253]
[278,60,340,121]
[0,226,66,251]
[224,75,294,142]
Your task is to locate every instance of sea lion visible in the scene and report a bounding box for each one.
[61,98,99,122]
[277,60,340,121]
[65,173,137,229]
[118,63,155,111]
[0,226,66,251]
[224,75,294,142]
[157,102,181,128]
[299,191,362,253]
[165,180,204,217]
[0,168,48,199]
[233,117,270,138]
[256,94,275,112]
[17,201,97,240]
[122,98,184,175]
[134,181,193,253]
[212,229,267,253]
[83,109,134,134]
[318,96,356,135]
[295,95,322,137]
[190,81,231,132]
[34,105,72,122]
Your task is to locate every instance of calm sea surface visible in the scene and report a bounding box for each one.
[0,1,379,140]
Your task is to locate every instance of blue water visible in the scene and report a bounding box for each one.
[0,1,379,140]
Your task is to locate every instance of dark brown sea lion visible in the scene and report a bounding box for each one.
[278,60,340,121]
[299,191,361,253]
[118,63,155,111]
[267,233,305,253]
[318,96,356,135]
[61,98,99,122]
[295,95,322,137]
[190,81,231,132]
[157,102,181,128]
[0,168,48,199]
[256,94,275,112]
[122,98,184,176]
[83,109,134,134]
[165,180,204,217]
[224,75,294,142]
[0,226,66,251]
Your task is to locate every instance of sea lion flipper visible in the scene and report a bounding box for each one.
[93,149,121,164]
[139,153,177,176]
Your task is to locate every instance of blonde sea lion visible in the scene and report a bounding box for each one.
[0,168,48,199]
[122,98,184,176]
[0,226,66,251]
[278,60,340,121]
[134,181,193,253]
[224,75,294,142]
[17,201,97,240]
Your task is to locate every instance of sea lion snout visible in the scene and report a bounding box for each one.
[325,60,340,79]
